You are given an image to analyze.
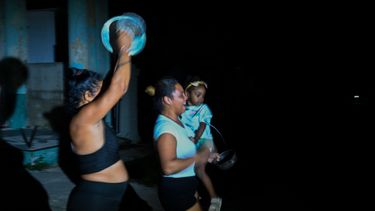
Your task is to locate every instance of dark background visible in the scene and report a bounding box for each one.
[127,2,372,209]
[27,1,373,209]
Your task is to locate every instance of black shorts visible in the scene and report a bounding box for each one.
[67,180,128,211]
[158,176,198,211]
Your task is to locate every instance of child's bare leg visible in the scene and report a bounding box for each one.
[195,146,218,198]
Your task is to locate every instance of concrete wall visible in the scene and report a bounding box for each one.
[27,10,56,63]
[27,62,64,128]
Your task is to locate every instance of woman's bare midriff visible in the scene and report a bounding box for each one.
[81,160,129,183]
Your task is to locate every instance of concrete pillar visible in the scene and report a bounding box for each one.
[3,0,27,60]
[0,0,5,58]
[67,0,109,75]
[68,0,90,70]
[2,0,28,128]
[91,0,110,77]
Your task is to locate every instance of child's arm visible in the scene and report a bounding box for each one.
[194,122,206,142]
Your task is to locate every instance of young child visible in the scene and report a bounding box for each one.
[181,78,222,211]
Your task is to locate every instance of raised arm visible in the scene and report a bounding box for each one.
[74,31,132,125]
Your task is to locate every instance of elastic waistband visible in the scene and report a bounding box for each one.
[77,179,129,196]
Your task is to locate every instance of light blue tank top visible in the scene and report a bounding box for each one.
[153,115,196,178]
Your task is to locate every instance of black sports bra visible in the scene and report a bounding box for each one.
[75,123,120,174]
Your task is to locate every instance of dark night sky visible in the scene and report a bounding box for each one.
[26,0,372,156]
[109,1,373,151]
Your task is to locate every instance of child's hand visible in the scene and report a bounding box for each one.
[208,152,220,163]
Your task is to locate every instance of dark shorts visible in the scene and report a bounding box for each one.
[158,176,198,211]
[67,179,128,211]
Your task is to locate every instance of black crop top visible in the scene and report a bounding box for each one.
[75,123,121,174]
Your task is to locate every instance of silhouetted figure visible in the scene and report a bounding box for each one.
[44,105,80,185]
[0,57,51,210]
